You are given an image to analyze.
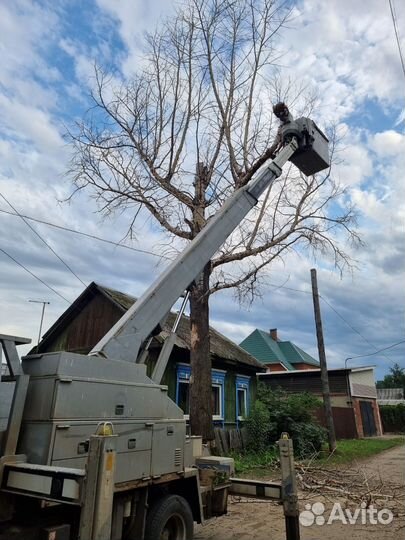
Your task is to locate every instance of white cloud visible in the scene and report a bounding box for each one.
[334,143,373,187]
[282,0,405,120]
[370,130,405,157]
[95,0,174,77]
[0,0,404,381]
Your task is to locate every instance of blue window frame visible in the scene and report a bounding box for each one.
[176,364,225,426]
[236,375,250,426]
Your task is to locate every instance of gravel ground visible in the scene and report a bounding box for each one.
[195,444,405,540]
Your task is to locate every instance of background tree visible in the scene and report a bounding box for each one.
[69,0,360,441]
[377,363,405,394]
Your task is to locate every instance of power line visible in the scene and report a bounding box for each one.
[346,340,405,361]
[0,208,171,260]
[319,295,397,364]
[264,277,401,363]
[0,193,87,287]
[0,205,401,360]
[388,0,405,82]
[0,247,70,303]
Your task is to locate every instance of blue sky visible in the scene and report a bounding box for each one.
[0,0,404,381]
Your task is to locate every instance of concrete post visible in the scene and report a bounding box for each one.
[79,434,117,540]
[278,433,300,540]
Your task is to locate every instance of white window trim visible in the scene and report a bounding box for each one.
[237,386,248,421]
[212,382,223,420]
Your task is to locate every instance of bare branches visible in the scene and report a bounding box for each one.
[67,0,361,301]
[296,461,405,511]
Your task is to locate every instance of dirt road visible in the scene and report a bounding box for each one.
[195,444,405,540]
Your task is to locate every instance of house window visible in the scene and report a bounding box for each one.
[211,384,222,419]
[176,365,225,424]
[176,365,191,419]
[237,387,247,419]
[236,375,250,423]
[178,380,190,417]
[211,370,226,423]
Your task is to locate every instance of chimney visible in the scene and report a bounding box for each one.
[270,328,278,341]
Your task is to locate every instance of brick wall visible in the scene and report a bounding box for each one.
[372,399,383,435]
[352,398,364,438]
[266,363,287,372]
[293,363,318,370]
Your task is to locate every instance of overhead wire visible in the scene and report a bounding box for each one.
[0,193,87,287]
[0,208,171,260]
[388,0,405,82]
[0,206,401,361]
[345,340,405,361]
[0,247,70,303]
[232,277,402,363]
[319,295,398,364]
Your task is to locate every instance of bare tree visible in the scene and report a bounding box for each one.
[68,0,360,441]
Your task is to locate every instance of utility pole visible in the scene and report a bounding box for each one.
[28,300,50,346]
[310,269,336,452]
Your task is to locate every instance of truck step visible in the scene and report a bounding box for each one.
[1,462,85,505]
[229,478,282,500]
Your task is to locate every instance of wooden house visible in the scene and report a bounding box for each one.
[35,282,264,429]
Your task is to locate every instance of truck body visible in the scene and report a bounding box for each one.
[0,107,329,539]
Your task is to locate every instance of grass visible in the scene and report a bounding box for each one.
[313,436,405,466]
[231,447,277,475]
[232,437,405,476]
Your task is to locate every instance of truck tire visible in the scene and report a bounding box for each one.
[144,494,194,540]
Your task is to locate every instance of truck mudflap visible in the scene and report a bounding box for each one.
[229,478,282,500]
[1,462,84,505]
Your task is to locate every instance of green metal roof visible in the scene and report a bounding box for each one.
[239,329,319,371]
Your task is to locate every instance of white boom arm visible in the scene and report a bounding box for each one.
[90,141,297,363]
[90,107,330,364]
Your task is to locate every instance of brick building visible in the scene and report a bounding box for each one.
[259,366,382,439]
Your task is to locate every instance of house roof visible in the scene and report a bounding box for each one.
[239,328,319,370]
[258,368,349,378]
[258,366,376,377]
[39,282,263,371]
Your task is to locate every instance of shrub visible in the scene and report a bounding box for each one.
[380,404,405,433]
[245,400,271,452]
[245,384,326,458]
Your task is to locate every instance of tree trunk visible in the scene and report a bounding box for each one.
[189,162,214,442]
[189,262,214,441]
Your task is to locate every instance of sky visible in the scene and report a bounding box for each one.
[0,0,404,381]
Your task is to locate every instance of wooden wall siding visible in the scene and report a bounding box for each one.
[214,427,248,454]
[39,290,258,427]
[315,406,358,439]
[351,382,377,399]
[262,371,349,395]
[225,372,236,424]
[41,292,123,354]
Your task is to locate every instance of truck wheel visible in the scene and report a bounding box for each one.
[144,494,193,540]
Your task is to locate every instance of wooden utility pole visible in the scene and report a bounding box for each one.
[310,268,336,452]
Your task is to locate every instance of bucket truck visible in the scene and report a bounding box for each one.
[0,105,329,540]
